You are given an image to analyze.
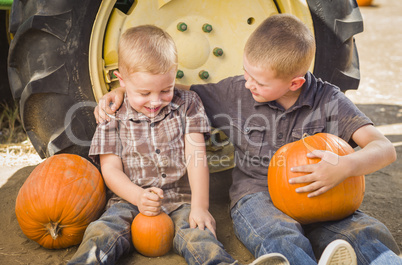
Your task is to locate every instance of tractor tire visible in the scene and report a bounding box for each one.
[0,10,12,106]
[8,0,101,158]
[307,0,363,91]
[7,0,363,159]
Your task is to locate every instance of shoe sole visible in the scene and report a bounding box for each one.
[319,239,357,265]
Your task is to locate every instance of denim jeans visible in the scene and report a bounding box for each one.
[231,191,401,265]
[68,202,236,265]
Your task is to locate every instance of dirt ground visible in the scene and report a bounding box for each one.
[1,0,401,264]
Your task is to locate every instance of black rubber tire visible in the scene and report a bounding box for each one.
[8,0,102,158]
[0,10,12,106]
[306,0,363,91]
[7,0,363,159]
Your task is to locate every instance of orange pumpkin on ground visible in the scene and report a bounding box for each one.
[357,0,373,6]
[268,133,365,224]
[15,154,106,249]
[131,212,174,257]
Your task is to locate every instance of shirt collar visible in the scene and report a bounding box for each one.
[253,72,316,111]
[116,88,185,122]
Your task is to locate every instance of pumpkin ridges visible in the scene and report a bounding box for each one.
[16,162,50,226]
[41,155,86,245]
[322,135,364,219]
[131,212,174,257]
[45,160,66,232]
[70,162,106,222]
[15,154,106,249]
[57,156,91,222]
[51,159,105,247]
[56,156,104,224]
[268,133,365,224]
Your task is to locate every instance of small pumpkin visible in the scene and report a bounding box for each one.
[131,212,174,257]
[15,154,106,249]
[268,133,365,224]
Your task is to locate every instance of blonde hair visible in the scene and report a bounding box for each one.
[118,25,178,76]
[244,14,315,79]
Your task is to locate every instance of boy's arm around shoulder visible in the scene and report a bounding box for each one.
[184,132,216,237]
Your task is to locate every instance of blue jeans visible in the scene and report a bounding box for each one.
[231,191,401,265]
[68,202,236,265]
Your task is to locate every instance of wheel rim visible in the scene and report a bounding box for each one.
[89,0,314,102]
[89,0,116,102]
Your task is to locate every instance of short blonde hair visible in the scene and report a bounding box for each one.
[118,25,178,76]
[244,14,315,79]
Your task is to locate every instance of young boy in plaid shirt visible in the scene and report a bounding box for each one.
[70,25,289,265]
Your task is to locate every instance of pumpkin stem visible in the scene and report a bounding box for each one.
[46,221,61,240]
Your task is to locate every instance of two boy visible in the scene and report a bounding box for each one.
[93,14,401,265]
[69,24,289,264]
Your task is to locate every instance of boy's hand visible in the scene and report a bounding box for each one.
[94,88,124,124]
[189,207,217,238]
[289,150,349,198]
[137,187,164,216]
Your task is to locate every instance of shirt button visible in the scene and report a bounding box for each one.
[150,122,155,128]
[245,127,250,133]
[161,157,169,166]
[161,173,167,178]
[281,115,286,120]
[277,132,283,139]
[155,149,161,154]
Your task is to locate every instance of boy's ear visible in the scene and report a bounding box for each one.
[114,71,125,87]
[289,76,306,91]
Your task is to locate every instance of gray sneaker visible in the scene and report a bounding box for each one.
[248,253,290,265]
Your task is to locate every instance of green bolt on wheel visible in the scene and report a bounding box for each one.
[199,70,209,80]
[202,23,212,33]
[177,22,187,32]
[176,70,184,79]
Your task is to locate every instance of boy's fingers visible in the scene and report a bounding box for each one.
[289,173,313,184]
[307,150,324,158]
[290,164,315,173]
[307,186,328,198]
[149,187,164,199]
[189,217,197,229]
[94,106,107,124]
[94,106,100,123]
[295,181,319,193]
[205,222,217,238]
[142,209,161,217]
[197,222,205,231]
[113,93,123,110]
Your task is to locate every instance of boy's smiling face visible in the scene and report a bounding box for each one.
[116,69,176,118]
[243,55,304,107]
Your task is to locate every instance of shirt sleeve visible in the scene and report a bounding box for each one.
[183,90,210,135]
[88,119,123,165]
[190,76,237,126]
[327,88,373,147]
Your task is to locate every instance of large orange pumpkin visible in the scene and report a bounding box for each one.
[131,212,174,257]
[268,133,365,224]
[15,154,106,249]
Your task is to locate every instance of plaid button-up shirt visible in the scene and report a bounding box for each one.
[89,88,210,213]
